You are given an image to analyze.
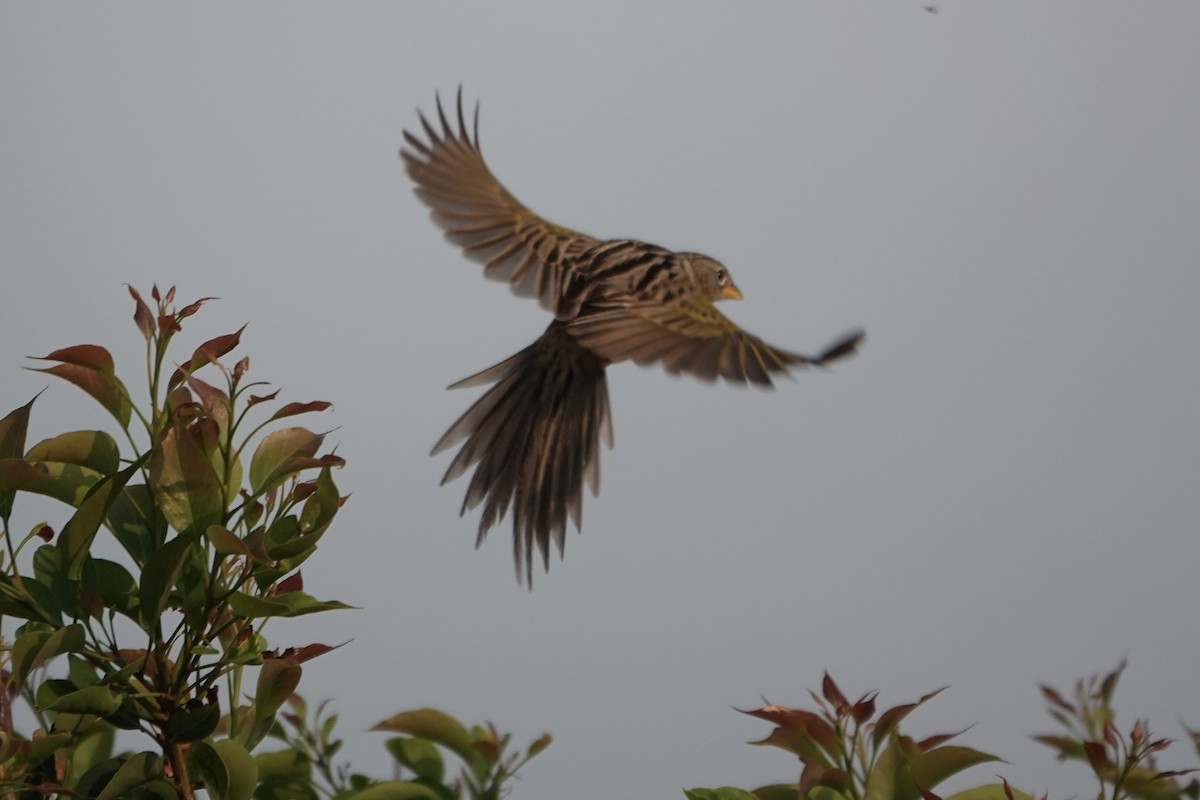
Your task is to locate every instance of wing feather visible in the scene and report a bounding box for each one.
[569,298,863,387]
[401,90,597,319]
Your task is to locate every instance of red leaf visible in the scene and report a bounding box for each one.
[270,401,333,421]
[234,357,249,380]
[36,345,114,374]
[158,314,181,335]
[127,285,155,340]
[1039,684,1074,712]
[35,525,53,542]
[1083,740,1110,772]
[248,389,281,407]
[822,673,850,714]
[276,572,303,594]
[176,296,218,321]
[852,692,878,724]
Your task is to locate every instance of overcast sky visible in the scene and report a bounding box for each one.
[3,3,1199,798]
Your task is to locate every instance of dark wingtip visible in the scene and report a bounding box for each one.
[816,328,866,364]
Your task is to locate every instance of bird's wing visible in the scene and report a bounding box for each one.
[401,90,598,319]
[568,297,864,386]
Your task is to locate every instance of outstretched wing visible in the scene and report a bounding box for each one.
[568,297,864,386]
[401,90,598,319]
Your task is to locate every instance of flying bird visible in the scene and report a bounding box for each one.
[402,91,864,585]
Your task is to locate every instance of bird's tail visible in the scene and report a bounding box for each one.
[432,322,613,585]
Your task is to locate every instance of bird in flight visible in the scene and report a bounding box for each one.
[402,91,863,585]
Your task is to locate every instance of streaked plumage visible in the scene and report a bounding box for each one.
[402,91,863,584]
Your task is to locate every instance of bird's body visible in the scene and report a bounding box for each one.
[402,91,863,584]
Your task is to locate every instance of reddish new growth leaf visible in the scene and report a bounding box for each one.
[276,572,304,594]
[872,687,947,748]
[1083,740,1110,772]
[263,642,344,664]
[248,389,281,407]
[166,327,247,388]
[35,525,53,542]
[292,480,318,501]
[851,691,878,724]
[270,401,333,422]
[822,672,851,715]
[29,347,131,427]
[176,296,218,321]
[234,356,249,380]
[127,284,155,340]
[158,314,182,336]
[1039,684,1075,713]
[917,786,943,800]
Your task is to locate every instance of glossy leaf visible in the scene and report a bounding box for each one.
[45,684,123,716]
[167,326,246,388]
[684,789,761,800]
[346,782,443,800]
[249,427,337,494]
[138,534,194,627]
[29,346,132,428]
[128,284,155,339]
[0,394,39,519]
[909,746,1002,791]
[227,590,354,618]
[106,483,164,564]
[207,524,255,558]
[167,702,221,742]
[26,430,119,474]
[11,623,85,690]
[93,751,163,800]
[270,400,333,422]
[387,736,446,783]
[150,416,224,535]
[59,456,146,579]
[372,709,479,767]
[946,785,1036,800]
[256,659,303,723]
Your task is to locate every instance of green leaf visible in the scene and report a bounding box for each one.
[59,455,147,580]
[684,789,762,800]
[95,751,163,800]
[747,784,801,800]
[227,590,354,619]
[0,458,49,520]
[946,785,1035,800]
[138,534,194,627]
[207,524,255,558]
[190,740,258,800]
[13,731,72,766]
[249,427,332,494]
[11,623,85,690]
[28,345,133,428]
[14,460,105,507]
[212,738,258,800]
[89,558,139,618]
[167,702,221,742]
[26,430,120,474]
[345,781,443,800]
[372,709,479,768]
[386,737,445,783]
[0,393,40,520]
[45,684,123,716]
[865,733,904,800]
[255,748,312,781]
[106,483,164,565]
[150,416,224,535]
[908,746,1002,792]
[0,394,37,460]
[256,659,303,723]
[66,722,116,786]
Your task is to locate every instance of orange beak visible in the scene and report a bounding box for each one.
[721,283,743,301]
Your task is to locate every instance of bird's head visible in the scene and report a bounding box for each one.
[686,254,743,302]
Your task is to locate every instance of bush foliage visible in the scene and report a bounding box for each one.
[0,287,1194,799]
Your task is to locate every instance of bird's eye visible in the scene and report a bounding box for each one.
[715,268,727,284]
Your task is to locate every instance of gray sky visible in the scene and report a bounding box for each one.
[3,3,1199,797]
